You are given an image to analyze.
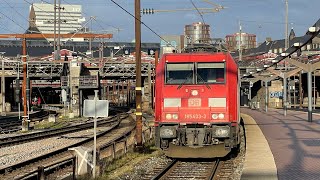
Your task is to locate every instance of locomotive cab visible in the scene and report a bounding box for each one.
[155,52,240,158]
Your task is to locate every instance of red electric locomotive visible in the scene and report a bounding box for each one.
[154,51,241,158]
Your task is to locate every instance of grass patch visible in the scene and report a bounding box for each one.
[97,143,161,180]
[33,121,66,129]
[19,130,29,133]
[33,116,87,130]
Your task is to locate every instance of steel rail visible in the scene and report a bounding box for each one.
[17,156,76,180]
[151,159,178,180]
[0,114,127,177]
[207,159,220,180]
[0,110,45,124]
[0,114,124,148]
[18,114,136,180]
[0,111,49,133]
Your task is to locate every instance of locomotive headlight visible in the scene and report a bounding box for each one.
[172,114,178,120]
[191,90,198,96]
[215,128,229,137]
[211,113,218,119]
[212,126,230,138]
[160,126,176,138]
[165,114,172,120]
[218,113,225,119]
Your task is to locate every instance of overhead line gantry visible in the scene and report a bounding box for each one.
[0,32,113,131]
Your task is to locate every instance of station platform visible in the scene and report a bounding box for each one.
[241,107,320,180]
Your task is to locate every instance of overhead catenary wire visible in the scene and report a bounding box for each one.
[189,0,205,24]
[49,0,121,53]
[23,0,79,30]
[0,10,25,31]
[2,0,49,41]
[62,0,121,34]
[3,0,29,23]
[240,19,308,27]
[21,0,61,42]
[110,0,173,47]
[0,19,19,33]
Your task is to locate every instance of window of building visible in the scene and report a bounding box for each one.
[307,44,311,50]
[313,43,318,49]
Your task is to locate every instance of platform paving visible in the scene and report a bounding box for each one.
[241,108,320,180]
[241,113,278,180]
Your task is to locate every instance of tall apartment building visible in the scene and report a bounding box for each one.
[28,3,86,42]
[225,33,256,51]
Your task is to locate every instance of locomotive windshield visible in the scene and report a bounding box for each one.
[165,62,225,85]
[165,63,194,84]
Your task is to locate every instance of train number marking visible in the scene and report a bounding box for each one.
[184,114,207,119]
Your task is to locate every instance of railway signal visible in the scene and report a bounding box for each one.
[14,79,21,103]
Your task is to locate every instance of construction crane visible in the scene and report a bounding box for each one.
[141,0,226,15]
[0,32,112,130]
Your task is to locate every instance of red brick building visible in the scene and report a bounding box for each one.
[226,33,257,51]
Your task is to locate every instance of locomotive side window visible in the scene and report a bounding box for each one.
[196,62,225,84]
[165,63,194,84]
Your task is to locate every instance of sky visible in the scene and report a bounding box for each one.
[0,0,319,44]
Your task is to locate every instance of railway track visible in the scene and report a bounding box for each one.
[0,111,49,133]
[0,107,128,147]
[0,107,128,134]
[0,112,133,179]
[146,125,247,180]
[0,114,122,148]
[150,159,221,180]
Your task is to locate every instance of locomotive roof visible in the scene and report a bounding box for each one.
[162,52,234,59]
[161,52,237,65]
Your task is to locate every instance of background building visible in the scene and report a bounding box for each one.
[184,22,211,44]
[160,35,185,54]
[226,32,256,51]
[28,3,86,42]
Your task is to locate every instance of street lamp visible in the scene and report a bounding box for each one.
[283,0,289,116]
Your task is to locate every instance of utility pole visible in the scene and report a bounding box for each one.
[1,54,5,116]
[265,80,268,112]
[237,20,242,122]
[53,0,57,59]
[89,16,95,58]
[135,0,143,148]
[239,20,242,62]
[57,0,61,60]
[313,71,316,110]
[153,51,159,109]
[17,60,20,119]
[283,0,288,116]
[22,39,29,131]
[299,70,303,109]
[307,64,312,122]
